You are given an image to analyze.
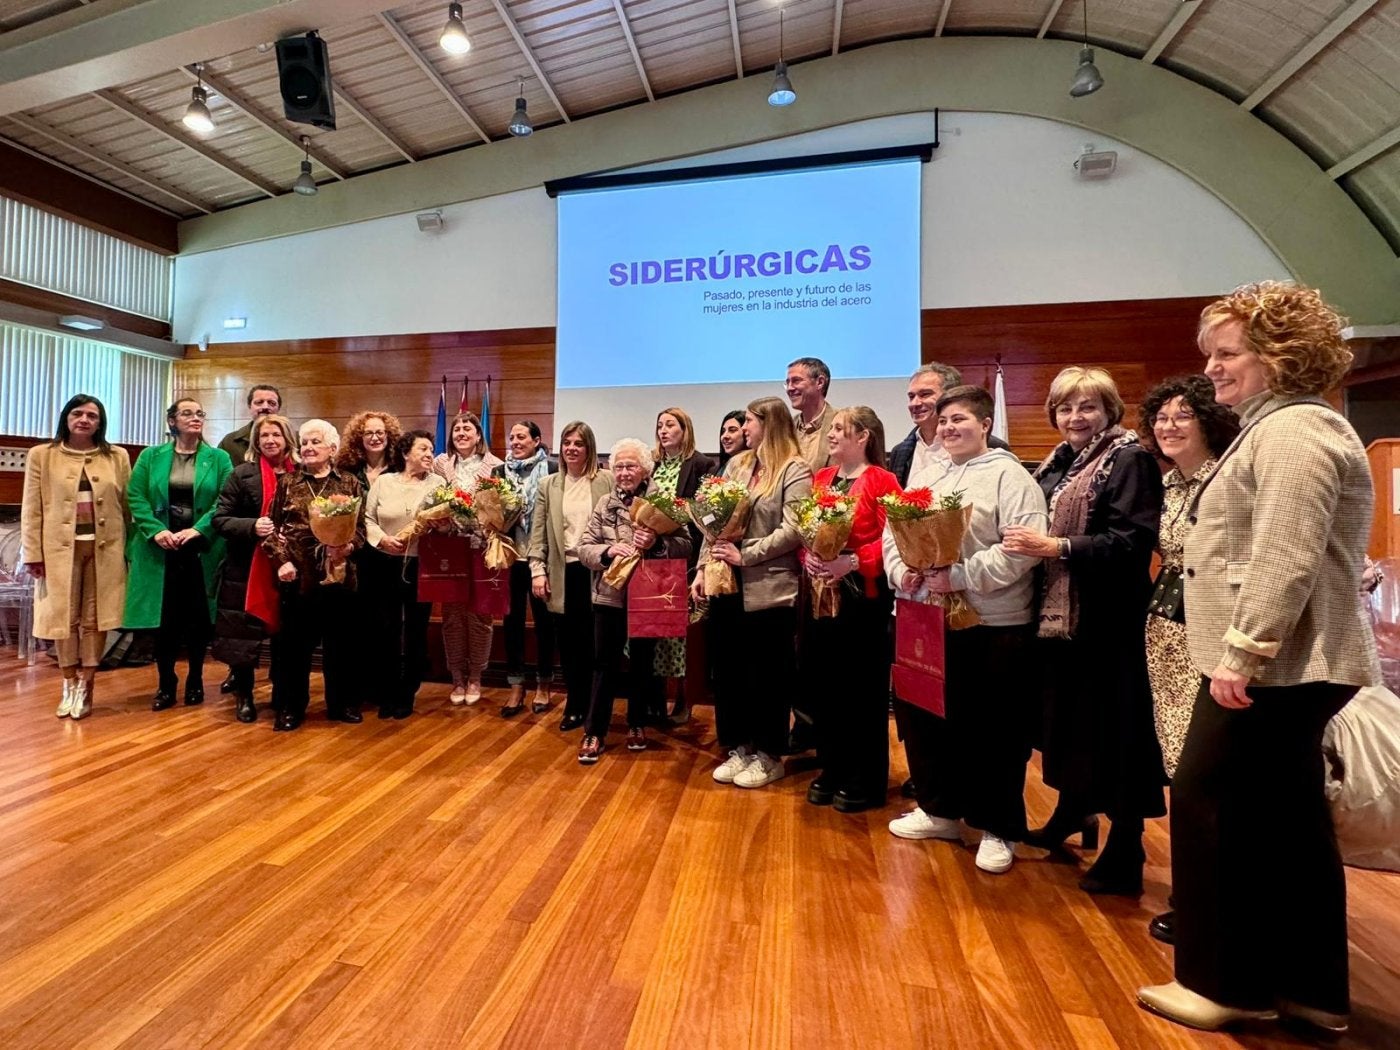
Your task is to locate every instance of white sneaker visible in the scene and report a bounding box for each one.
[449,685,468,705]
[975,833,1015,873]
[57,679,77,718]
[888,807,961,841]
[733,752,785,789]
[465,681,482,706]
[712,747,753,784]
[69,679,91,720]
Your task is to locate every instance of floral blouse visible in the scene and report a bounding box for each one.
[1157,459,1216,571]
[265,468,366,591]
[652,455,682,500]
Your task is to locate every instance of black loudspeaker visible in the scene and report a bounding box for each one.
[275,31,336,130]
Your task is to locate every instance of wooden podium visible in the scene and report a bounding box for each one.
[1369,439,1400,560]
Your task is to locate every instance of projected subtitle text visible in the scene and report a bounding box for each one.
[701,283,873,317]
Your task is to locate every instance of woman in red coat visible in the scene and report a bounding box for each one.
[802,405,902,813]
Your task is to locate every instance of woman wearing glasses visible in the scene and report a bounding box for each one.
[124,398,233,711]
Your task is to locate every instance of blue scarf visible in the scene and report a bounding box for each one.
[504,447,550,535]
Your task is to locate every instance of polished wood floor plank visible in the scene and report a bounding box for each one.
[0,657,1398,1048]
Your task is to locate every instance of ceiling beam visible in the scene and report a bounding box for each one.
[831,0,844,55]
[333,83,418,163]
[1036,0,1068,39]
[484,0,571,123]
[1327,125,1400,181]
[1142,0,1201,64]
[727,0,743,78]
[1241,0,1383,111]
[609,0,654,102]
[3,112,212,214]
[181,64,348,180]
[91,88,280,198]
[934,0,953,37]
[375,13,490,145]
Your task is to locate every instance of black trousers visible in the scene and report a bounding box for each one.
[364,552,431,715]
[585,605,657,738]
[894,623,1034,841]
[1172,677,1356,1014]
[505,559,556,684]
[155,547,212,690]
[271,583,359,719]
[807,582,894,798]
[555,561,594,719]
[710,597,795,759]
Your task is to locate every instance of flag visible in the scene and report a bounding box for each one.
[459,376,469,413]
[480,376,492,450]
[991,363,1009,444]
[435,375,447,451]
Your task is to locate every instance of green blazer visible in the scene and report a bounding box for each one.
[123,440,233,628]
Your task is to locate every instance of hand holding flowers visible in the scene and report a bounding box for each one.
[796,485,856,618]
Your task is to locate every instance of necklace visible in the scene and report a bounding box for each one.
[305,472,333,500]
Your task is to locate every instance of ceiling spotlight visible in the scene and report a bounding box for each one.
[1069,2,1104,97]
[183,63,215,134]
[508,78,532,137]
[768,9,795,107]
[293,135,318,196]
[440,2,471,55]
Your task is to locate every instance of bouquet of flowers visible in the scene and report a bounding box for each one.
[474,474,523,570]
[396,485,475,543]
[308,493,361,585]
[687,474,752,596]
[601,493,690,590]
[879,488,980,628]
[796,485,856,619]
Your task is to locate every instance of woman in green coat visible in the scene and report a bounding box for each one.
[124,398,232,710]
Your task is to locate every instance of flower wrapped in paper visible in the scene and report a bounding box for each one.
[308,493,360,585]
[473,474,523,570]
[796,485,855,618]
[395,485,474,543]
[601,495,689,590]
[687,475,752,596]
[879,488,980,629]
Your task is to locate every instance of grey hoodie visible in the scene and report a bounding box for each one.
[882,446,1047,626]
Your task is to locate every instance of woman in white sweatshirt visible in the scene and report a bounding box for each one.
[883,384,1048,874]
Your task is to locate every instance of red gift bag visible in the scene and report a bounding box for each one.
[417,532,472,603]
[626,558,689,638]
[468,548,512,618]
[892,597,946,717]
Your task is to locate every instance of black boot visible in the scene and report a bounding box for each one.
[235,691,257,723]
[1079,817,1145,896]
[1023,805,1099,852]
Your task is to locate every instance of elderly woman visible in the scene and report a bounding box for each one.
[433,411,503,705]
[575,438,691,763]
[495,420,558,716]
[1138,284,1377,1035]
[125,398,233,711]
[212,414,298,723]
[527,421,613,731]
[694,396,813,789]
[264,418,366,731]
[364,430,440,720]
[21,394,130,719]
[1003,367,1165,896]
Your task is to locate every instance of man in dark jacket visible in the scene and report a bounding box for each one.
[889,363,1012,486]
[217,384,282,465]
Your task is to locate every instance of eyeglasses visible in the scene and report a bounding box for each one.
[175,409,206,419]
[1152,412,1197,428]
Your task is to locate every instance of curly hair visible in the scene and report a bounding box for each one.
[1198,281,1353,397]
[1139,374,1240,460]
[337,410,403,472]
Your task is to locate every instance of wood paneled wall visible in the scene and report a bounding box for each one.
[0,435,147,506]
[175,298,1215,463]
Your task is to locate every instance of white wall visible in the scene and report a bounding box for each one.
[172,111,1289,344]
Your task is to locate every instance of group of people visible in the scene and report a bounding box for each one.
[18,281,1379,1037]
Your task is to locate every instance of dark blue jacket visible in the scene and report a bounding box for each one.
[888,428,1012,487]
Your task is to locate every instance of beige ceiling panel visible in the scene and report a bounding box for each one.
[1042,0,1172,53]
[1342,148,1400,251]
[942,0,1046,34]
[736,0,837,70]
[0,0,77,32]
[1156,0,1324,96]
[838,0,949,49]
[634,8,738,98]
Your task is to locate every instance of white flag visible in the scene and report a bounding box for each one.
[992,364,1010,444]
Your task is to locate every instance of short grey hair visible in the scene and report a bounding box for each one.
[609,437,653,475]
[911,362,962,389]
[299,418,340,450]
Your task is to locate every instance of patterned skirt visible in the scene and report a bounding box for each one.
[1145,615,1197,779]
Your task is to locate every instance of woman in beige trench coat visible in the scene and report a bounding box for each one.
[21,394,131,720]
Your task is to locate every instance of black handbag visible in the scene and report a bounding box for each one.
[1148,565,1185,623]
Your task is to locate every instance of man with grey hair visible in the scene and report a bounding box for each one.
[888,362,1010,486]
[785,357,835,471]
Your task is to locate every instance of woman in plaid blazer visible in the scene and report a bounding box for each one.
[1138,283,1378,1036]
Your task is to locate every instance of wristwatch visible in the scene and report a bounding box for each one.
[1057,538,1071,560]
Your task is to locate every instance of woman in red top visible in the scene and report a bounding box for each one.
[803,405,902,813]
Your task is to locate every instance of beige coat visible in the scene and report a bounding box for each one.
[700,456,812,612]
[20,442,131,639]
[1184,392,1377,687]
[526,468,614,614]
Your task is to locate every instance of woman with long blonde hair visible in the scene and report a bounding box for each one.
[693,396,812,789]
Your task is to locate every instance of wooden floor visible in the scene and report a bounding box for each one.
[1,659,1398,1050]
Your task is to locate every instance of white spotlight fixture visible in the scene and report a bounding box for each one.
[1069,1,1104,98]
[440,2,471,55]
[508,78,533,137]
[182,63,215,134]
[768,9,795,107]
[293,135,318,196]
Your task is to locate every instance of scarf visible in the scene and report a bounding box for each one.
[1033,425,1139,639]
[244,457,284,633]
[504,447,550,535]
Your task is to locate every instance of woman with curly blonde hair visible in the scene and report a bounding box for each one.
[1138,282,1375,1035]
